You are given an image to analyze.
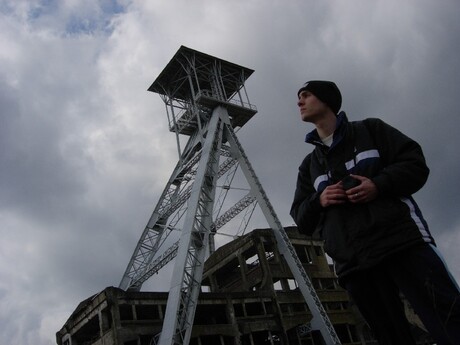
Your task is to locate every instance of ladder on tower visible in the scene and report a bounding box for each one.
[119,46,341,345]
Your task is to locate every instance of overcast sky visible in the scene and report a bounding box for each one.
[1,0,460,344]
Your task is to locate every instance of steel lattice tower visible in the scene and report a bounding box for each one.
[119,46,341,345]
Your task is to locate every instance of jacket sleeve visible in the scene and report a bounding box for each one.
[290,154,324,235]
[364,118,429,197]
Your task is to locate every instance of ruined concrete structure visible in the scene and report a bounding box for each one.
[56,227,433,345]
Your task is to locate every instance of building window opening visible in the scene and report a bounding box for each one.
[325,302,343,311]
[215,257,240,287]
[246,301,265,316]
[136,304,160,320]
[280,303,290,314]
[312,278,321,290]
[294,245,313,264]
[334,323,357,343]
[119,304,134,321]
[292,302,306,313]
[320,278,337,290]
[100,306,112,333]
[252,331,272,344]
[233,303,244,317]
[264,301,275,315]
[265,251,275,262]
[245,253,259,269]
[288,278,298,290]
[140,334,157,345]
[297,329,324,345]
[194,304,227,324]
[273,279,283,291]
[73,316,100,344]
[313,246,323,256]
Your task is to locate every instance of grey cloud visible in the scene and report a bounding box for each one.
[1,1,460,344]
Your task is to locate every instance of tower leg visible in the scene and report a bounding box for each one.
[119,129,207,291]
[223,113,341,345]
[159,107,225,345]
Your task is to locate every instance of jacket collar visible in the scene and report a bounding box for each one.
[305,111,348,149]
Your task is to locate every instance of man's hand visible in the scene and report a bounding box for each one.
[345,174,379,203]
[320,181,348,207]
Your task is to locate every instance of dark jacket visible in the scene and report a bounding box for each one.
[290,112,434,279]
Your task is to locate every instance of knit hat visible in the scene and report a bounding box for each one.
[297,80,342,114]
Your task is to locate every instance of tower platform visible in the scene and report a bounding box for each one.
[148,46,257,135]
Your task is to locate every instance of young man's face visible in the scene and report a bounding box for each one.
[297,90,330,123]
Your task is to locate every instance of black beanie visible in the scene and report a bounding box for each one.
[297,80,342,114]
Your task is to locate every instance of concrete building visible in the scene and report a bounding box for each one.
[56,227,433,345]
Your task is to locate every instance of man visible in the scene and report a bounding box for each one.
[290,80,460,344]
